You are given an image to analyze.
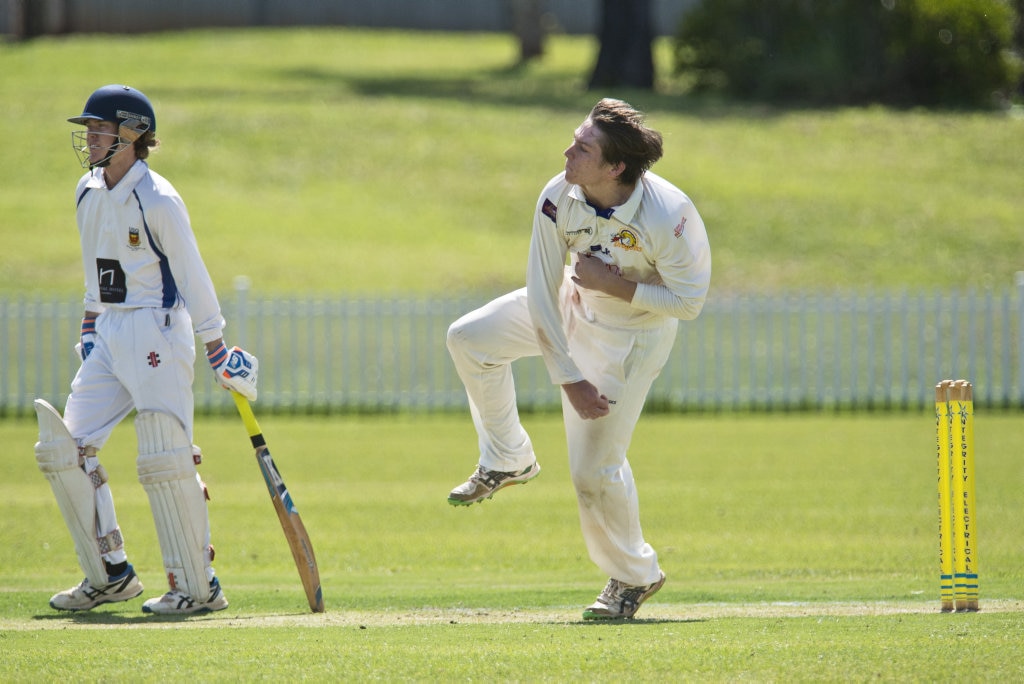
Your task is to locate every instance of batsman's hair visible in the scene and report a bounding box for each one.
[133,131,160,160]
[588,98,663,186]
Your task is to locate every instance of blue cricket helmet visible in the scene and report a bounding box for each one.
[68,84,156,134]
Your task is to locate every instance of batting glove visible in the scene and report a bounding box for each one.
[75,315,97,361]
[207,342,259,402]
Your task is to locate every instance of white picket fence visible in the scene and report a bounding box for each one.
[4,275,1023,415]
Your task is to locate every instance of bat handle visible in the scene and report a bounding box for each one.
[231,391,263,438]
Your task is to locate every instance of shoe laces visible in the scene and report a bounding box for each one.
[469,465,503,489]
[598,578,646,610]
[597,578,625,605]
[72,578,99,599]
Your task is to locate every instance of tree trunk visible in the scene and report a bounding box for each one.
[1015,0,1024,95]
[510,0,545,63]
[588,0,655,90]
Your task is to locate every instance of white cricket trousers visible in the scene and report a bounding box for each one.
[447,284,677,586]
[62,306,198,565]
[65,306,197,447]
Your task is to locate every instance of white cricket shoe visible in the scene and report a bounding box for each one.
[49,565,144,611]
[142,577,229,615]
[447,461,541,506]
[582,571,666,620]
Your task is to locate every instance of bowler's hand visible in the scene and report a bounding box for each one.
[571,253,637,302]
[562,379,610,420]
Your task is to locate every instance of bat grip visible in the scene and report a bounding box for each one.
[231,391,263,439]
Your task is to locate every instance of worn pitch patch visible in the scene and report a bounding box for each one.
[3,599,1022,631]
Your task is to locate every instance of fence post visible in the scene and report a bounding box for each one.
[233,275,251,347]
[1017,272,1024,406]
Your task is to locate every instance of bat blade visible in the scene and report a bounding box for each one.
[232,393,325,613]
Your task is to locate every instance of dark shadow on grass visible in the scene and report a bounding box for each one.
[144,59,785,121]
[269,64,783,120]
[32,608,226,624]
[561,617,707,626]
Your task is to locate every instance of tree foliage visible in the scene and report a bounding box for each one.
[674,0,1018,107]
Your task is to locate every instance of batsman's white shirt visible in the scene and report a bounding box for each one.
[448,170,710,586]
[64,160,225,447]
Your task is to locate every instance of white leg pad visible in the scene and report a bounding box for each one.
[136,411,213,602]
[33,399,111,587]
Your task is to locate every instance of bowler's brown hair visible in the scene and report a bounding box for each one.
[587,98,663,186]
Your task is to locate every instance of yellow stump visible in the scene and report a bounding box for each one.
[936,378,979,613]
[935,381,954,613]
[953,380,979,612]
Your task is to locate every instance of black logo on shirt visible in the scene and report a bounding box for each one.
[96,258,127,303]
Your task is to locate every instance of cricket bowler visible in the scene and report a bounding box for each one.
[446,98,711,620]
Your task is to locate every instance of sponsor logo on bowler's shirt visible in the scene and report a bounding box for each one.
[674,215,687,238]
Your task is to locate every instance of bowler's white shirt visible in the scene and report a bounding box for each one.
[527,171,711,385]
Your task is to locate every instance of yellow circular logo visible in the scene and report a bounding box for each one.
[612,229,640,251]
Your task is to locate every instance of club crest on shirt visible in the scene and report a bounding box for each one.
[542,198,558,223]
[128,226,142,250]
[611,229,641,252]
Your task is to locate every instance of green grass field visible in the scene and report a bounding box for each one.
[1,28,1022,297]
[2,412,1023,680]
[2,27,1023,680]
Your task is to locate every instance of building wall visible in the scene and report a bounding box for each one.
[2,0,695,38]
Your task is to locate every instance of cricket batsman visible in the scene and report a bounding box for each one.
[35,84,258,615]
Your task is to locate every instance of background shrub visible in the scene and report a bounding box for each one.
[674,0,1018,107]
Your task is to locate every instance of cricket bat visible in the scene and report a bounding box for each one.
[231,392,325,613]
